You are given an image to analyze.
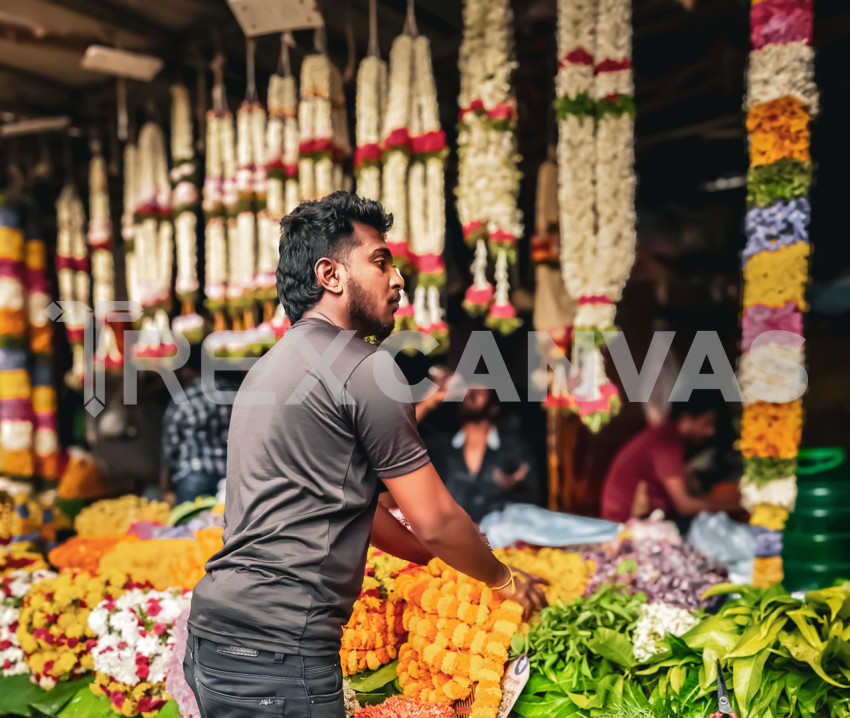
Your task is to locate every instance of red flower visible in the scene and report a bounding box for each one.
[0,640,11,650]
[146,598,162,617]
[67,638,79,649]
[2,659,11,670]
[86,638,98,651]
[153,622,167,636]
[43,660,55,674]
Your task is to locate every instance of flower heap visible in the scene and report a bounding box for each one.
[75,496,170,538]
[381,32,414,282]
[456,0,523,334]
[55,184,89,387]
[299,54,335,201]
[356,697,453,718]
[395,559,523,718]
[88,587,193,716]
[203,108,237,334]
[87,148,122,372]
[23,230,57,485]
[0,202,34,482]
[0,544,48,575]
[17,571,149,689]
[1,568,56,677]
[170,85,204,345]
[555,0,636,431]
[408,35,448,346]
[355,53,387,203]
[493,547,591,604]
[49,535,140,575]
[134,122,175,358]
[630,602,699,663]
[230,97,267,335]
[341,548,413,676]
[738,0,817,588]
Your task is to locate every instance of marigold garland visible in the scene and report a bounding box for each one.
[1,568,56,677]
[74,496,170,538]
[48,535,140,574]
[0,543,47,576]
[395,559,522,718]
[493,547,591,604]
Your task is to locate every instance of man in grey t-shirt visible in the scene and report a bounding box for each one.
[185,193,546,718]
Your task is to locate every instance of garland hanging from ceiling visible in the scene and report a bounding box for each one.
[555,0,636,432]
[170,85,204,344]
[456,0,523,335]
[134,122,174,359]
[299,53,335,200]
[738,0,816,588]
[354,50,386,203]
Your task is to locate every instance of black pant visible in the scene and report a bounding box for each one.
[184,631,345,718]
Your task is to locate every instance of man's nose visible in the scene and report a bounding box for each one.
[392,266,405,290]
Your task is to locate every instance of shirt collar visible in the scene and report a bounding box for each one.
[451,427,501,451]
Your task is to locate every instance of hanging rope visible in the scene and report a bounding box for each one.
[195,55,207,152]
[314,26,327,54]
[279,32,294,78]
[62,133,74,190]
[245,37,258,102]
[211,51,226,115]
[368,0,379,58]
[404,0,418,37]
[343,0,356,82]
[116,77,128,142]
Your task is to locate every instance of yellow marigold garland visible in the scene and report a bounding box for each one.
[740,400,803,459]
[395,559,522,718]
[0,543,48,576]
[493,547,591,604]
[746,97,811,167]
[741,241,810,309]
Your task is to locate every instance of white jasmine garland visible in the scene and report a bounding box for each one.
[745,41,819,115]
[0,570,57,677]
[87,151,117,364]
[741,475,797,513]
[355,55,387,201]
[343,678,359,717]
[738,344,806,405]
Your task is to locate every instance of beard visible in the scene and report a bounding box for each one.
[347,277,395,342]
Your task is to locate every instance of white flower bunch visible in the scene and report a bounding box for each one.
[632,602,699,663]
[741,475,798,513]
[89,588,192,687]
[170,85,200,305]
[745,41,818,115]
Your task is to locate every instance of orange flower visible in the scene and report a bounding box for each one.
[740,400,802,459]
[753,556,783,587]
[747,97,811,167]
[49,535,139,574]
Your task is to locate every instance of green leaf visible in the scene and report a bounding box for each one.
[345,660,398,693]
[29,677,93,717]
[778,632,850,688]
[733,652,767,717]
[615,559,637,576]
[153,701,182,718]
[57,688,117,718]
[586,627,636,669]
[0,674,44,716]
[787,608,825,649]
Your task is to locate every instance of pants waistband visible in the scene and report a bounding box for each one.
[193,634,338,667]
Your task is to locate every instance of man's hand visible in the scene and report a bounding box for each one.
[496,569,549,621]
[493,463,530,489]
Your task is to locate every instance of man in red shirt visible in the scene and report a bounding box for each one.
[600,392,740,523]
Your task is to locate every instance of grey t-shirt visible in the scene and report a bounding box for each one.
[188,317,429,655]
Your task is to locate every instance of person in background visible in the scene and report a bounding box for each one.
[160,348,236,504]
[426,384,542,523]
[600,391,740,524]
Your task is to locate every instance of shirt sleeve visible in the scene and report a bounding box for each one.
[652,439,685,482]
[345,350,430,479]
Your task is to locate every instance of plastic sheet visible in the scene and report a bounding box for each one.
[479,503,620,548]
[687,511,755,584]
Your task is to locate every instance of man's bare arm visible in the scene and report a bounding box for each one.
[382,463,510,587]
[661,475,740,516]
[370,502,433,565]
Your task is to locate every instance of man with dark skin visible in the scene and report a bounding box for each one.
[185,193,546,718]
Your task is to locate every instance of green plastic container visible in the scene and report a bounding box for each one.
[783,448,850,592]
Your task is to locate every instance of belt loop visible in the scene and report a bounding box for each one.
[273,652,285,664]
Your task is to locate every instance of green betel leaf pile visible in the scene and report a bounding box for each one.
[513,580,850,718]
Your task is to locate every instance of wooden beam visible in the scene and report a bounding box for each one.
[0,61,71,91]
[40,0,167,39]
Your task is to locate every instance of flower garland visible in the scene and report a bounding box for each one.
[202,110,235,333]
[165,608,200,718]
[355,55,387,202]
[88,587,192,716]
[134,122,175,359]
[738,0,816,588]
[17,571,148,689]
[48,535,140,574]
[55,184,89,387]
[395,559,523,718]
[554,0,635,432]
[0,201,34,483]
[87,149,124,373]
[1,568,56,677]
[356,696,452,718]
[493,547,590,604]
[0,544,48,576]
[456,0,523,334]
[299,54,335,201]
[123,141,139,312]
[408,35,448,346]
[170,85,204,345]
[341,592,404,676]
[74,496,170,538]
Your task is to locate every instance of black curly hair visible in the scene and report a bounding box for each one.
[276,192,393,323]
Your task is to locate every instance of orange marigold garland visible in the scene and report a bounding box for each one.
[395,559,522,718]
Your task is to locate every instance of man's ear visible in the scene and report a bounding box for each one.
[314,257,343,294]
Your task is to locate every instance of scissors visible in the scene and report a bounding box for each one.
[709,659,739,718]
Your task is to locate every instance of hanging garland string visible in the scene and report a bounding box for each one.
[299,40,335,201]
[555,0,636,432]
[170,85,204,344]
[738,0,816,588]
[456,0,523,334]
[354,0,386,203]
